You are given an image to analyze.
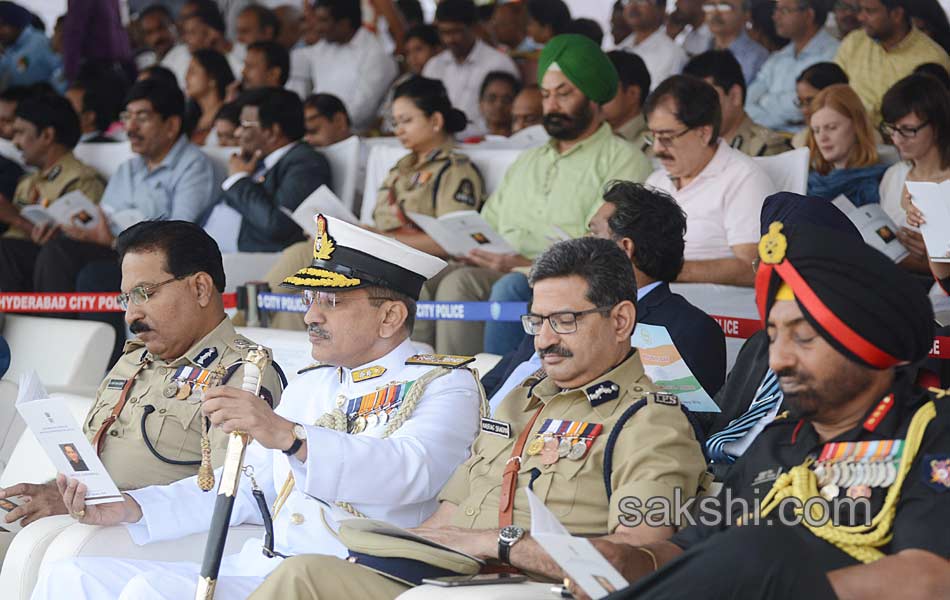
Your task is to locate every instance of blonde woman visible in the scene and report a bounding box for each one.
[806,84,887,206]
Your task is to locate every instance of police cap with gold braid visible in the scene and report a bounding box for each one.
[755,221,934,369]
[281,214,447,300]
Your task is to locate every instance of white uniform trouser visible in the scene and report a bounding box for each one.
[31,557,265,600]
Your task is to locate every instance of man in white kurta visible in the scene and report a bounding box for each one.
[32,216,482,600]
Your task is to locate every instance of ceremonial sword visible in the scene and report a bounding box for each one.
[195,345,271,600]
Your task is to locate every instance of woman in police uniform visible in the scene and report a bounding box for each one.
[373,76,486,257]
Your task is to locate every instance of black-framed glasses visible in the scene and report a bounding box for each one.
[879,121,930,139]
[643,127,692,148]
[117,275,190,310]
[834,0,858,11]
[793,96,815,108]
[521,306,614,336]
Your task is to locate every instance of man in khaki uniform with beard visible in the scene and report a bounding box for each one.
[0,221,283,529]
[248,237,706,599]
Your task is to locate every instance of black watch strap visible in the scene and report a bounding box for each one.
[282,436,303,456]
[498,539,513,564]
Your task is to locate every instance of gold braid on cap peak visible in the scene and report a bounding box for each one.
[283,268,361,288]
[758,222,788,265]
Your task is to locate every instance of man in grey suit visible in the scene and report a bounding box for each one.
[204,87,331,253]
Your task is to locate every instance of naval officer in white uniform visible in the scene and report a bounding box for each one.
[33,214,484,600]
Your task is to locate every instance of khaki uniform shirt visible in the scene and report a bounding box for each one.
[6,151,105,239]
[728,116,792,158]
[439,351,706,536]
[82,317,284,490]
[615,113,649,155]
[372,143,486,232]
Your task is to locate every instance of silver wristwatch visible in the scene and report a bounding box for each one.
[498,525,525,564]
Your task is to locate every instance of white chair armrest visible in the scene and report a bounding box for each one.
[397,581,555,599]
[42,523,263,563]
[0,515,76,600]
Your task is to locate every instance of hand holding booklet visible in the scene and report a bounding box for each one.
[406,210,515,256]
[19,191,101,230]
[527,488,628,599]
[15,371,123,505]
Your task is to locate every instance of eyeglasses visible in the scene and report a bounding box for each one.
[300,290,392,309]
[117,275,189,310]
[793,96,815,108]
[879,121,930,139]
[239,119,261,130]
[773,4,806,14]
[622,0,656,6]
[703,2,737,12]
[643,127,693,148]
[521,306,614,336]
[834,0,858,11]
[119,110,157,126]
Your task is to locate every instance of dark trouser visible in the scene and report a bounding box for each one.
[77,259,124,368]
[33,236,118,296]
[0,238,42,291]
[608,525,852,600]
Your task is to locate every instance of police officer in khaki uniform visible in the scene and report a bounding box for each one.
[729,115,792,158]
[0,94,105,290]
[243,75,484,332]
[0,221,283,528]
[684,49,792,159]
[248,237,707,600]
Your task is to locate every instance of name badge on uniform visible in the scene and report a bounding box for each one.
[480,417,510,438]
[106,378,127,390]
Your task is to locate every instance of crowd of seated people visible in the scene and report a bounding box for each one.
[0,0,948,598]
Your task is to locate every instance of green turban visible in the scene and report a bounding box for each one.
[537,34,619,104]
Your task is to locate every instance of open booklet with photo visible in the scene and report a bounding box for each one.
[831,195,909,263]
[527,488,628,599]
[20,190,102,230]
[905,181,950,263]
[406,210,516,256]
[14,371,123,506]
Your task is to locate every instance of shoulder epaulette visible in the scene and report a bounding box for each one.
[297,362,333,375]
[405,353,475,368]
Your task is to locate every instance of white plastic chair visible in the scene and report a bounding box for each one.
[73,142,136,179]
[669,283,759,374]
[320,136,362,213]
[360,145,523,224]
[1,315,115,396]
[752,147,809,194]
[0,380,22,475]
[220,252,281,293]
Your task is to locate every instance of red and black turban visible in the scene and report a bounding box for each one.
[756,222,934,369]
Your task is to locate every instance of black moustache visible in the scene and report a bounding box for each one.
[130,321,151,334]
[539,345,573,358]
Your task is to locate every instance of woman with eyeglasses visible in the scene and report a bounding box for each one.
[791,62,848,148]
[805,84,887,207]
[879,73,950,277]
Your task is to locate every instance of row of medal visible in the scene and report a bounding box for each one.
[164,366,221,400]
[526,419,603,465]
[345,382,410,434]
[812,439,904,500]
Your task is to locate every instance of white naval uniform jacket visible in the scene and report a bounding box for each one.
[124,339,481,578]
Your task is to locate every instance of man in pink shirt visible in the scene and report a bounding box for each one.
[644,75,777,286]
